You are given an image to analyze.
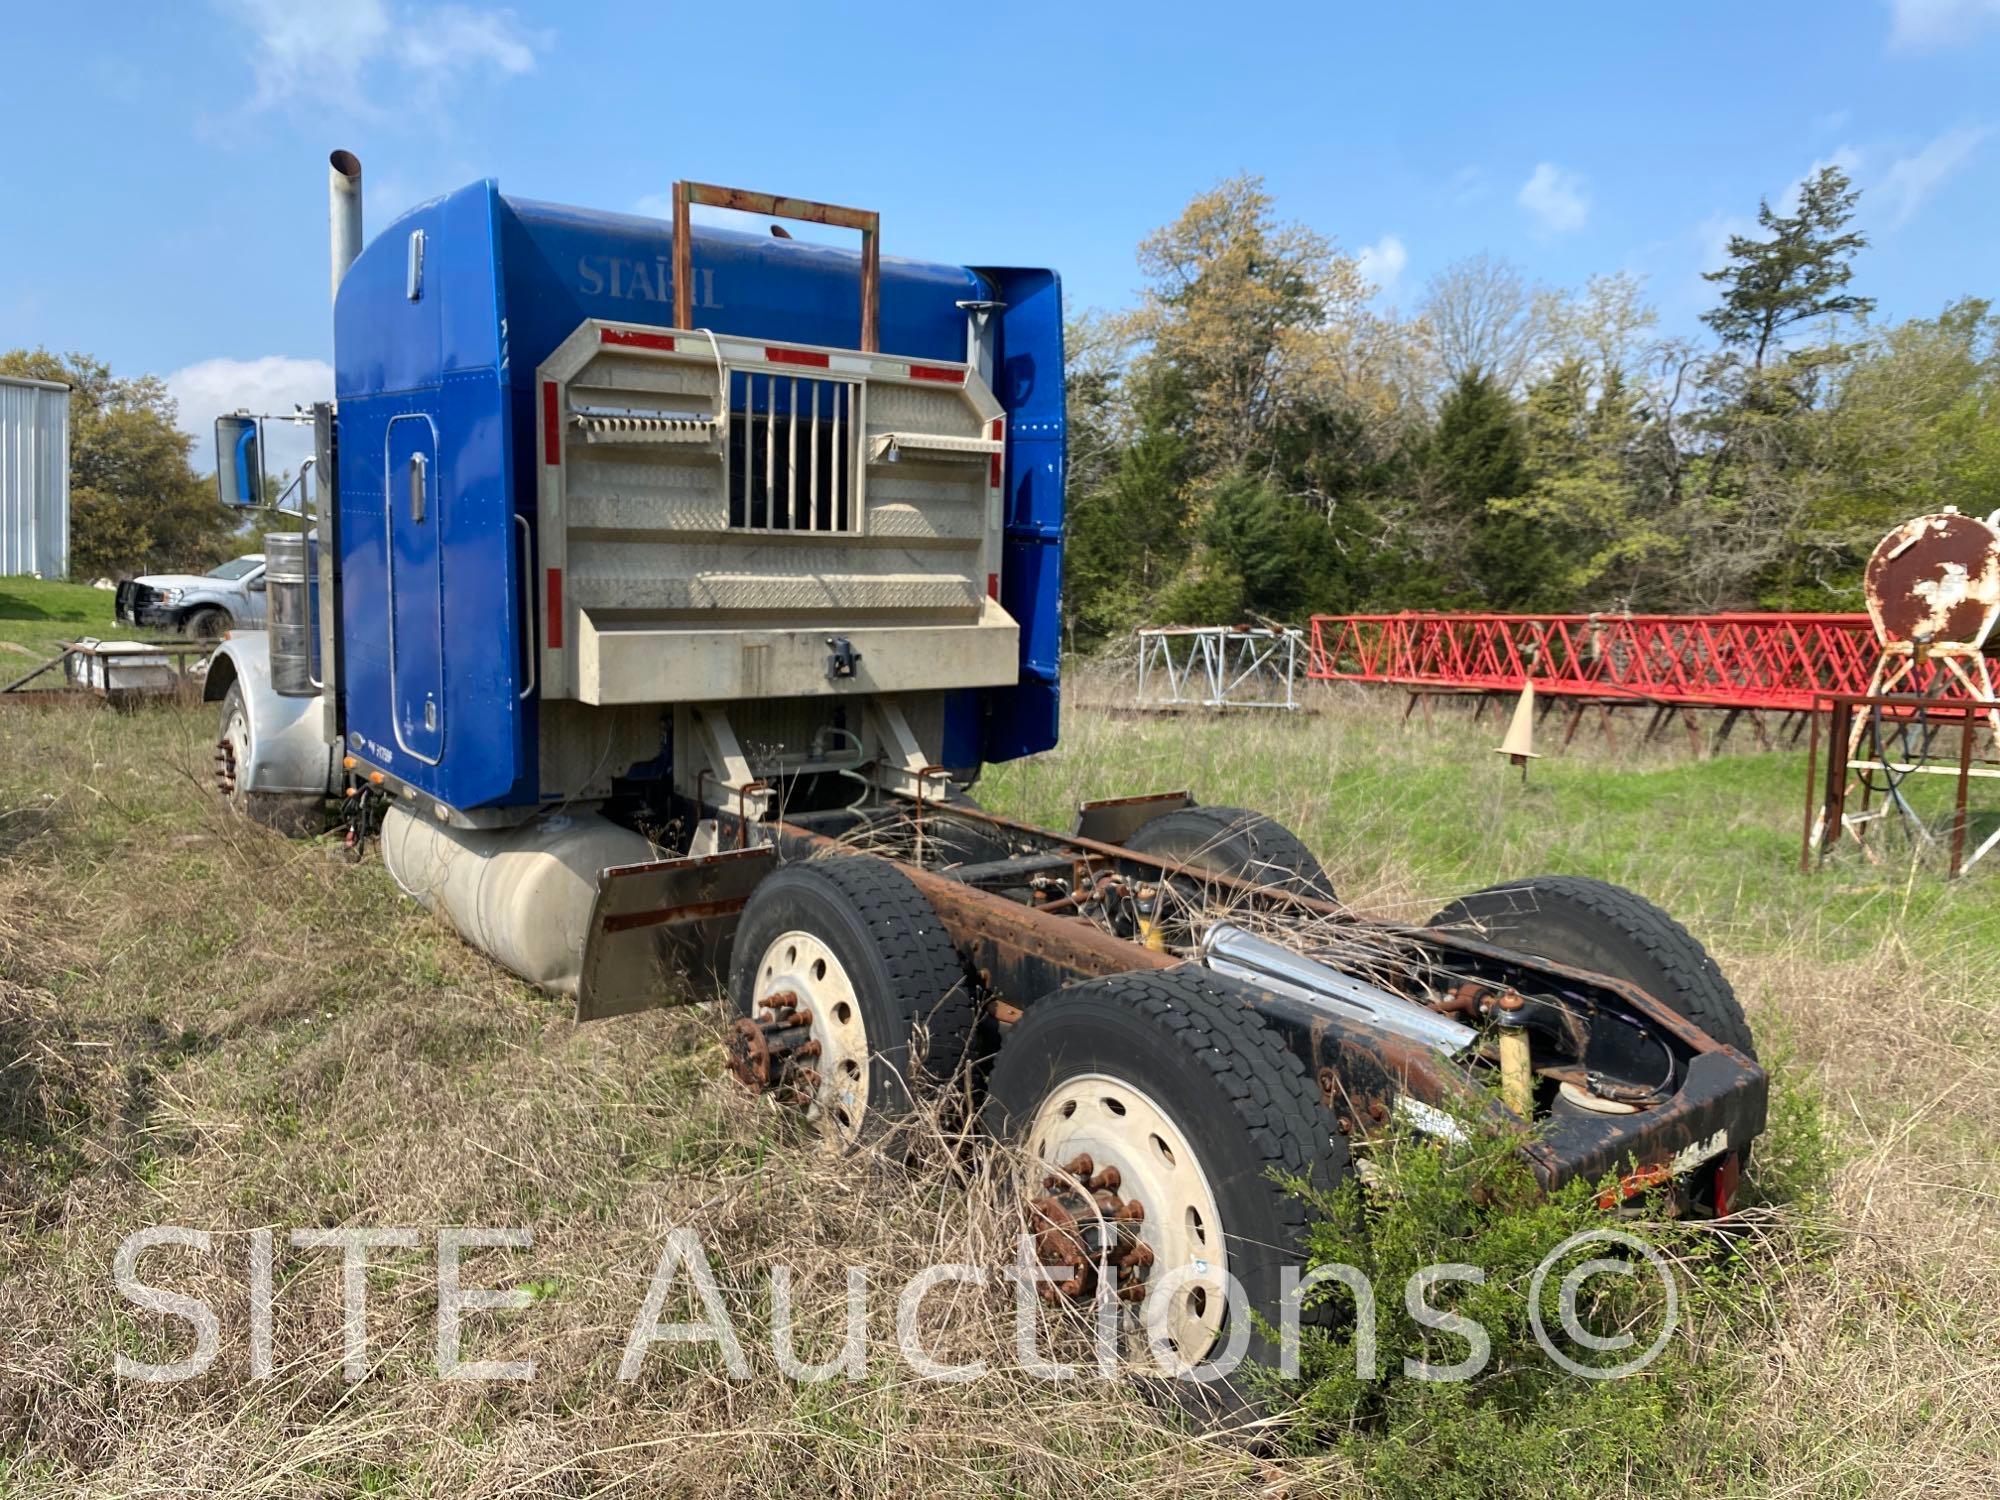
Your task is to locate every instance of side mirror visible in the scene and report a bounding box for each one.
[215,415,264,508]
[246,575,267,593]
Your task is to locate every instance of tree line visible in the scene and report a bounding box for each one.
[1064,167,2000,646]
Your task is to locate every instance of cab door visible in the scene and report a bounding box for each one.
[385,414,444,763]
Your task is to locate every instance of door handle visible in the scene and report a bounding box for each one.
[409,452,427,523]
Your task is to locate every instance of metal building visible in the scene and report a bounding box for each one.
[0,374,71,577]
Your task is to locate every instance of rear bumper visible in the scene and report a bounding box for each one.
[1229,978,1768,1202]
[1529,1049,1767,1195]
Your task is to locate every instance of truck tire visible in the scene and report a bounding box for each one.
[1427,875,1755,1059]
[727,857,974,1141]
[184,606,231,641]
[1126,804,1336,900]
[984,966,1347,1394]
[214,683,322,836]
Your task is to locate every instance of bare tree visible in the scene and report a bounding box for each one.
[1417,253,1567,393]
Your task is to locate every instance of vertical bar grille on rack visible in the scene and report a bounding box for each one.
[727,369,858,532]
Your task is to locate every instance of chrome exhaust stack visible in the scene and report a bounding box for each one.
[1200,923,1476,1057]
[328,149,363,303]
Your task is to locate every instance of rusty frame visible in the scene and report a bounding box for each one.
[671,181,880,351]
[824,798,1760,1192]
[575,789,1766,1197]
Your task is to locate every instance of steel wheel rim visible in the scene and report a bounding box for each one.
[755,929,869,1142]
[1026,1072,1230,1363]
[218,704,249,800]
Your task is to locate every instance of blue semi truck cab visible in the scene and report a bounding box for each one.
[324,177,1061,825]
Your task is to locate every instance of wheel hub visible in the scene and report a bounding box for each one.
[730,931,870,1141]
[213,717,243,797]
[725,990,821,1095]
[1023,1074,1229,1361]
[1028,1153,1153,1303]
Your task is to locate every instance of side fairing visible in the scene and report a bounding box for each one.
[975,268,1065,761]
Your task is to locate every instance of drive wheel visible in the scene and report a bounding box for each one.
[1427,875,1754,1058]
[1126,804,1336,900]
[984,966,1346,1391]
[1429,875,1756,1217]
[726,857,973,1143]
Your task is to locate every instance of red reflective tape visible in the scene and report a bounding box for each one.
[987,572,1000,600]
[546,567,564,649]
[990,417,1004,487]
[766,346,831,368]
[908,364,965,384]
[601,328,676,351]
[990,452,1002,488]
[541,381,560,465]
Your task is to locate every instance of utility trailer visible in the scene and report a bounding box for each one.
[207,152,1767,1389]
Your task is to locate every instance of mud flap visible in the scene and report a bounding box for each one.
[576,846,776,1022]
[1071,790,1193,846]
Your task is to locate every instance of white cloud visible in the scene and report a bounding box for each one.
[1887,0,2000,50]
[1877,124,1991,227]
[167,356,333,479]
[399,5,541,75]
[1517,162,1590,234]
[1447,166,1488,203]
[1356,234,1408,294]
[217,0,548,115]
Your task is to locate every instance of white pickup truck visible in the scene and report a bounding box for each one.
[114,554,268,639]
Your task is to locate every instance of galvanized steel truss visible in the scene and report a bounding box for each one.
[1134,626,1302,711]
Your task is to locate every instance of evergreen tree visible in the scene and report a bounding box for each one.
[1433,372,1527,509]
[1701,167,1875,370]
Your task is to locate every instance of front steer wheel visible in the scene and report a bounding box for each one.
[213,683,321,836]
[725,857,975,1144]
[183,605,231,641]
[983,966,1347,1401]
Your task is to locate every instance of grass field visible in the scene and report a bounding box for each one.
[0,576,119,672]
[0,622,1995,1495]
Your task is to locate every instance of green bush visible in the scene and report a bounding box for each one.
[1272,1069,1839,1498]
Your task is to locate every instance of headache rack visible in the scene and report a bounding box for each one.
[533,183,1016,708]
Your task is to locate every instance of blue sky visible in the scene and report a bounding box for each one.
[4,0,1999,471]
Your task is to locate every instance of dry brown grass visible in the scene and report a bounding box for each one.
[0,683,1995,1495]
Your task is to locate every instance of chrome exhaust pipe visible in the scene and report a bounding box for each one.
[1200,923,1476,1057]
[328,149,363,304]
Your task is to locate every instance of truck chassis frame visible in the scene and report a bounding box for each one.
[575,786,1766,1206]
